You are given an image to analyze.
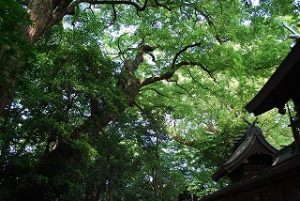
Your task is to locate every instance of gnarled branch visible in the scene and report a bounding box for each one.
[140,43,204,86]
[171,42,201,68]
[67,0,149,14]
[141,61,215,87]
[194,7,227,44]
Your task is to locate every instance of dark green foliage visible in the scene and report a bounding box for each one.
[0,0,299,200]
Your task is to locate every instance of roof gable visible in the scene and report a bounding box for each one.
[212,126,277,181]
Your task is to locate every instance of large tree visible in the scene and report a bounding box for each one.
[1,0,299,200]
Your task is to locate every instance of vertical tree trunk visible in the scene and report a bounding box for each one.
[0,46,18,115]
[84,183,103,201]
[0,85,9,115]
[0,0,75,114]
[95,187,102,201]
[108,184,114,201]
[27,0,53,42]
[0,0,50,113]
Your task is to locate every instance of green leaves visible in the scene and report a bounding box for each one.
[1,0,299,200]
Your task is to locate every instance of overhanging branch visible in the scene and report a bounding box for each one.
[140,42,204,86]
[141,61,215,87]
[195,7,226,44]
[171,42,201,68]
[168,79,194,98]
[67,0,149,14]
[178,61,216,82]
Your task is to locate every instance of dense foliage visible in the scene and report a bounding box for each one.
[0,0,299,200]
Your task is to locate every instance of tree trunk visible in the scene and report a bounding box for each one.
[84,183,103,201]
[0,84,10,115]
[27,0,53,42]
[0,46,19,115]
[0,0,72,113]
[27,0,72,42]
[109,190,113,201]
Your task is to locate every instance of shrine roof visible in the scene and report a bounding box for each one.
[212,125,277,181]
[245,41,300,115]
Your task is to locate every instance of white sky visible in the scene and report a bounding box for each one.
[252,0,260,6]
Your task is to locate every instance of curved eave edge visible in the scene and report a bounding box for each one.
[245,41,300,115]
[212,136,256,181]
[212,134,277,181]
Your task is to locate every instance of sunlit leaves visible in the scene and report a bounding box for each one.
[1,0,300,200]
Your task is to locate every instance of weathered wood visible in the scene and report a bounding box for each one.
[202,153,300,201]
[212,125,276,183]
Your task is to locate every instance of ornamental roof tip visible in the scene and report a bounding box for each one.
[233,121,262,149]
[212,124,277,182]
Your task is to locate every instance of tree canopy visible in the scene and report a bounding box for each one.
[0,0,299,200]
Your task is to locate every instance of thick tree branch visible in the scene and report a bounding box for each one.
[140,43,204,86]
[141,61,215,87]
[133,101,144,112]
[28,0,151,42]
[110,4,117,24]
[67,0,149,14]
[178,61,216,82]
[195,8,226,44]
[169,79,194,98]
[171,43,201,68]
[117,34,127,61]
[141,71,174,86]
